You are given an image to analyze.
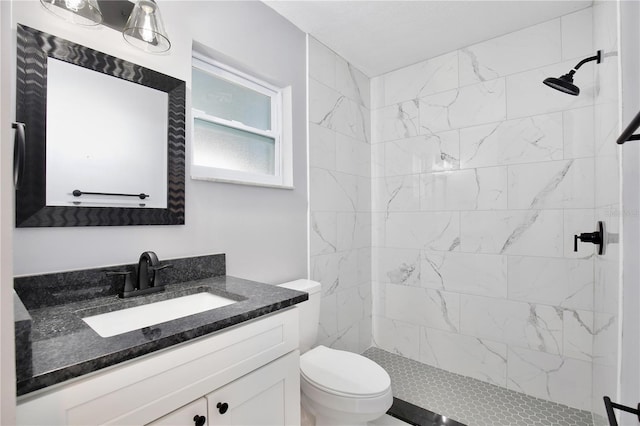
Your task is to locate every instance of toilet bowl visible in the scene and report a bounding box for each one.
[300,345,393,425]
[278,280,393,426]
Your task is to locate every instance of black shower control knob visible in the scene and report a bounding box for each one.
[193,415,206,426]
[573,221,605,255]
[217,402,229,414]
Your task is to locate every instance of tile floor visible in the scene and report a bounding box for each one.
[363,347,594,426]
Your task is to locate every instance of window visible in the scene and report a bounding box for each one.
[191,53,292,188]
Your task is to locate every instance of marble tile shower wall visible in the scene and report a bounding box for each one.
[370,8,598,411]
[308,37,373,353]
[591,0,620,423]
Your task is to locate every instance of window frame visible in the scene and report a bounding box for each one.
[191,53,288,187]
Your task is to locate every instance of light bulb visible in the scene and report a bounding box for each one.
[139,5,155,43]
[64,0,83,12]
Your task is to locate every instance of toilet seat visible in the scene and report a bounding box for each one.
[300,345,391,398]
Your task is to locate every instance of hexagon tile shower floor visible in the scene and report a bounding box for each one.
[364,348,593,426]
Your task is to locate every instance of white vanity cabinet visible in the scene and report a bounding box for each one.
[147,398,208,426]
[205,351,299,425]
[16,308,300,426]
[147,352,299,426]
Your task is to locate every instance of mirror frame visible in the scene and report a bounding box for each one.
[15,24,185,227]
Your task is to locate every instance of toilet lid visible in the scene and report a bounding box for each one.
[300,345,391,397]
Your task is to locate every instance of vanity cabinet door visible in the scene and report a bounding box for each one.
[206,351,300,426]
[147,398,208,426]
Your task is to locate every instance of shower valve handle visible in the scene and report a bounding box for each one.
[574,221,605,255]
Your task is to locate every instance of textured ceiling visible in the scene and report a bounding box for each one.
[264,1,592,77]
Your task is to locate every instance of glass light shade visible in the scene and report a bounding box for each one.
[123,0,171,53]
[40,0,103,26]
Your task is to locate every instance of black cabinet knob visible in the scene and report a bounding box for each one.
[216,402,229,414]
[193,415,206,426]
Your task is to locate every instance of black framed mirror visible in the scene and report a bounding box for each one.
[15,24,185,227]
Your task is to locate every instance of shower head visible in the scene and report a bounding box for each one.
[543,50,602,96]
[543,71,579,96]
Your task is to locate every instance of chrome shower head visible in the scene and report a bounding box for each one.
[543,50,601,96]
[543,71,579,96]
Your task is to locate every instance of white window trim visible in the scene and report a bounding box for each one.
[190,54,293,189]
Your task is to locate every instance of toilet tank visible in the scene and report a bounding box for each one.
[278,279,321,353]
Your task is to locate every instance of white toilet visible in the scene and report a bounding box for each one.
[279,279,393,426]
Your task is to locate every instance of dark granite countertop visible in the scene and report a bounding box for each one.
[14,255,307,396]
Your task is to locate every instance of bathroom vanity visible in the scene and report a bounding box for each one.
[13,254,306,425]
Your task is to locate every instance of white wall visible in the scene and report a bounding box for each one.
[10,1,308,284]
[620,0,640,421]
[1,1,16,424]
[370,8,599,411]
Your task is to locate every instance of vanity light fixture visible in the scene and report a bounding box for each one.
[40,0,103,26]
[40,0,171,53]
[123,0,171,53]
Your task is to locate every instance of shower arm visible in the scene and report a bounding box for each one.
[572,51,602,71]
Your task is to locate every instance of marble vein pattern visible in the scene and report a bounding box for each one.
[507,347,592,410]
[563,106,595,159]
[310,168,359,212]
[337,212,371,251]
[310,212,337,256]
[309,123,336,170]
[375,247,421,286]
[507,159,594,210]
[383,131,460,176]
[562,309,594,362]
[460,295,563,355]
[386,284,460,333]
[420,327,508,387]
[459,113,563,168]
[458,19,561,86]
[373,175,421,216]
[309,37,372,354]
[337,57,371,109]
[374,101,420,143]
[421,251,507,298]
[506,59,594,119]
[507,256,594,311]
[420,167,508,211]
[384,211,460,251]
[460,210,563,257]
[378,51,458,106]
[373,316,420,359]
[310,79,368,143]
[418,78,506,133]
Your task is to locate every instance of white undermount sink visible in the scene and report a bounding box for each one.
[82,292,237,337]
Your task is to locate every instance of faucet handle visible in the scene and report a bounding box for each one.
[104,270,135,295]
[149,264,172,288]
[150,263,173,272]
